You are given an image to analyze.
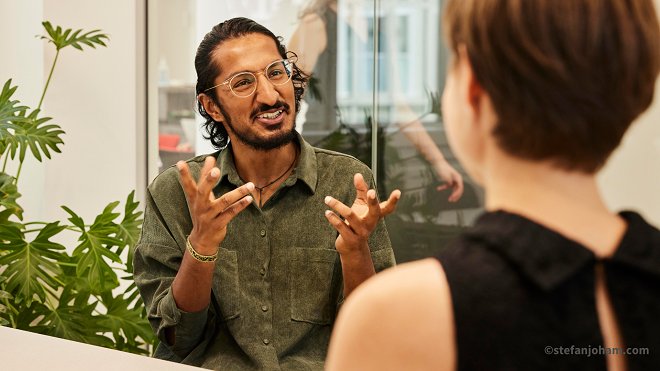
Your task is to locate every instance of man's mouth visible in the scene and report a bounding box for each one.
[256,109,283,119]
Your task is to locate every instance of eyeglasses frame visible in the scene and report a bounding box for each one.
[203,57,296,98]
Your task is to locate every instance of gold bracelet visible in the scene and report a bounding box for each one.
[186,237,218,263]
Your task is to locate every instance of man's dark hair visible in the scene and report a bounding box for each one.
[195,17,308,149]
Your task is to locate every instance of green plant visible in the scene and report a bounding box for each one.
[0,22,155,354]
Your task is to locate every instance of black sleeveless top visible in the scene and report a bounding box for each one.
[436,211,660,370]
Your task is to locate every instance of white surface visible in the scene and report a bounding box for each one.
[41,0,142,224]
[0,0,44,222]
[0,326,200,371]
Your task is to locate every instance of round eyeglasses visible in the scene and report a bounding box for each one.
[205,58,294,98]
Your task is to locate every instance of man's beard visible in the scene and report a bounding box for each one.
[219,101,297,151]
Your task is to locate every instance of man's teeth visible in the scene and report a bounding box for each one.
[257,110,282,119]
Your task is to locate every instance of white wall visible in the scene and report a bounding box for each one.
[42,0,143,222]
[597,0,660,226]
[598,77,660,226]
[1,0,145,227]
[0,0,44,221]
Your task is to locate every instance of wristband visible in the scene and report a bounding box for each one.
[186,236,218,263]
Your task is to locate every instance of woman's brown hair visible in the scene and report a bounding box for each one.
[444,0,660,172]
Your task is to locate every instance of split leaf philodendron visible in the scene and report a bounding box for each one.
[0,21,155,355]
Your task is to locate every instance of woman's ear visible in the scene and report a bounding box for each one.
[457,47,496,133]
[456,47,484,117]
[198,93,225,123]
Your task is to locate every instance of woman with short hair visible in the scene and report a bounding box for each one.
[326,0,660,370]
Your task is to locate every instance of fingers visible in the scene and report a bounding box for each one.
[436,184,450,192]
[177,156,219,202]
[353,173,369,201]
[325,196,358,227]
[197,156,221,200]
[379,189,401,216]
[176,161,197,200]
[324,209,354,237]
[366,189,380,221]
[213,182,255,212]
[447,173,464,202]
[216,193,253,225]
[448,183,464,202]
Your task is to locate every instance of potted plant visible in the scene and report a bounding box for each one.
[0,21,155,354]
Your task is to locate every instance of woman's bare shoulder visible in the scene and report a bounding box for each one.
[326,258,456,371]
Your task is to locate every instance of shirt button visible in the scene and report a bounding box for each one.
[260,267,266,276]
[261,305,269,312]
[263,338,270,345]
[260,229,266,237]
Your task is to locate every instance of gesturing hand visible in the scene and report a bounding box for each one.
[432,159,464,202]
[177,156,254,255]
[324,173,401,256]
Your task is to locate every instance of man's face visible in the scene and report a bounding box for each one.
[206,33,297,151]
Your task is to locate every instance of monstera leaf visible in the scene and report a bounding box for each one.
[115,191,143,270]
[0,173,23,221]
[0,80,29,156]
[39,21,108,51]
[0,21,154,354]
[63,203,123,294]
[98,292,154,355]
[0,222,66,306]
[34,287,114,348]
[4,109,64,163]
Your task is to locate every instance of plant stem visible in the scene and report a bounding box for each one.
[2,153,8,173]
[1,296,17,328]
[14,161,23,184]
[16,49,60,185]
[38,49,60,111]
[23,221,51,226]
[23,222,79,234]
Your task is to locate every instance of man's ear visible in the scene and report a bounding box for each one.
[198,93,225,123]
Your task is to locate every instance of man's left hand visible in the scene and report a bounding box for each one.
[324,173,401,256]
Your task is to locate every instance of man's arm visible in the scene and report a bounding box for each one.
[133,156,252,358]
[324,173,400,297]
[171,158,252,313]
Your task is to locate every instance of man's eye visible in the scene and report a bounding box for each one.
[232,77,254,89]
[270,69,282,76]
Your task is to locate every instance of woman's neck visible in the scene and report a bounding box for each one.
[483,151,626,258]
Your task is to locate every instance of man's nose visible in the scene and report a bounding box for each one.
[254,73,279,105]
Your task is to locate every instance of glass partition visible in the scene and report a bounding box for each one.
[148,0,484,262]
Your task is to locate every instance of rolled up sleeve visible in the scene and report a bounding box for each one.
[133,186,211,359]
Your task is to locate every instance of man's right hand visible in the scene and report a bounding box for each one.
[177,156,254,255]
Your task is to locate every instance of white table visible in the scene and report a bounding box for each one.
[0,326,201,370]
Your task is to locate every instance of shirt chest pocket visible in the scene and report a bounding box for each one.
[212,247,241,321]
[288,247,341,325]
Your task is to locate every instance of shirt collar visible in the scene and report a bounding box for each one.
[215,132,318,193]
[466,211,595,291]
[464,210,660,291]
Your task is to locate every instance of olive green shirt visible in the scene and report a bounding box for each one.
[133,135,395,370]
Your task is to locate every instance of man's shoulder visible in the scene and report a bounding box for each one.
[149,152,217,192]
[312,146,371,173]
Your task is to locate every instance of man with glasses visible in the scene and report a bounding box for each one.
[133,17,399,370]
